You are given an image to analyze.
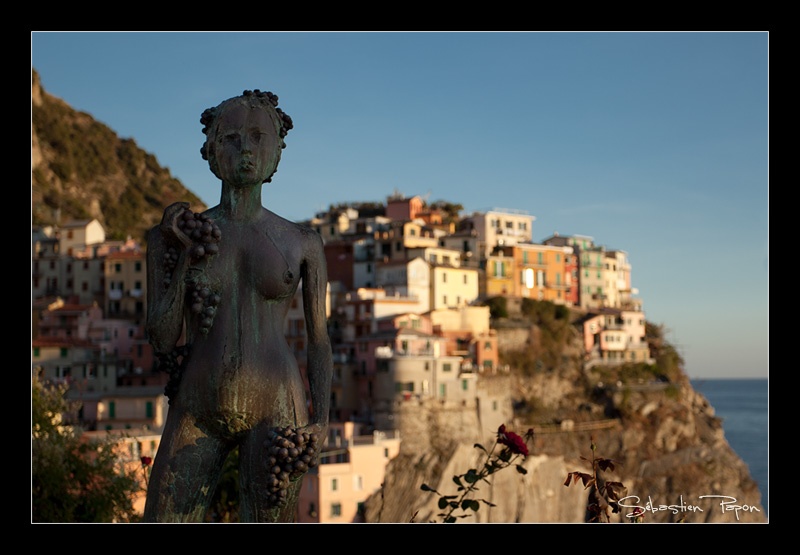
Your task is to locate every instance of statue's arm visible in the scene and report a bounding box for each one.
[146,202,192,354]
[301,230,333,429]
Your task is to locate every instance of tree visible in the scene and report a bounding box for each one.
[31,375,141,522]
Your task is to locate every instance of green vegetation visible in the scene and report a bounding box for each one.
[32,71,204,242]
[31,375,141,522]
[498,298,576,376]
[483,296,508,319]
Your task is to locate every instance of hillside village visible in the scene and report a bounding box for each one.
[32,191,659,522]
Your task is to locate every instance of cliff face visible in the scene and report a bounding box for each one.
[365,326,766,524]
[31,69,205,243]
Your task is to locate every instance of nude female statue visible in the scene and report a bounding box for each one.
[143,90,332,522]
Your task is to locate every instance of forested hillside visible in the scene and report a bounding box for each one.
[31,69,204,242]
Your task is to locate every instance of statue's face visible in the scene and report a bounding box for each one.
[213,102,281,186]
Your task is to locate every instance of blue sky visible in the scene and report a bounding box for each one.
[31,31,768,379]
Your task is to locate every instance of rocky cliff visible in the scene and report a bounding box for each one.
[364,320,766,524]
[31,69,205,243]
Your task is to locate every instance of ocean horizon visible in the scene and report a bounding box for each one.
[691,378,768,518]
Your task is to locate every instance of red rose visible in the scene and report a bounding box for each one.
[141,456,153,467]
[497,425,529,457]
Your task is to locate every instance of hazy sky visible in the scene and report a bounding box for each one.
[31,31,769,379]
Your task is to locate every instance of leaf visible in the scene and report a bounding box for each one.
[469,500,480,511]
[464,469,479,484]
[420,483,434,492]
[515,464,528,475]
[452,475,463,487]
[461,499,473,510]
[597,458,616,472]
[481,499,497,507]
[604,481,627,501]
[438,497,449,510]
[444,516,456,523]
[473,443,487,453]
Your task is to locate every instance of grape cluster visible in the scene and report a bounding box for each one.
[160,209,222,288]
[161,246,180,288]
[263,427,321,508]
[188,282,221,335]
[177,209,222,261]
[156,344,190,403]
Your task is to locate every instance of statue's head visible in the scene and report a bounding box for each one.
[200,90,294,184]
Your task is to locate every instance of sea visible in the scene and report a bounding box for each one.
[691,378,768,517]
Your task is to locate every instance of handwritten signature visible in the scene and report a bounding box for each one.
[618,495,762,521]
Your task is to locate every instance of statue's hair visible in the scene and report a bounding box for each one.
[199,89,294,183]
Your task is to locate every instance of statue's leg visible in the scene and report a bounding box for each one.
[238,422,304,522]
[143,406,230,522]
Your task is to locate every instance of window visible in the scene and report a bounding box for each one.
[115,263,122,273]
[146,401,154,418]
[395,382,414,393]
[443,363,452,372]
[354,475,364,491]
[463,274,468,284]
[60,348,68,358]
[331,478,338,491]
[462,379,468,391]
[524,268,534,289]
[109,401,116,419]
[494,261,505,277]
[331,503,342,517]
[442,272,447,283]
[34,347,40,357]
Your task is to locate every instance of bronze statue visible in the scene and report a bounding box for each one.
[143,90,333,522]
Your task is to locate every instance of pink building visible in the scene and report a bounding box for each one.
[297,421,400,522]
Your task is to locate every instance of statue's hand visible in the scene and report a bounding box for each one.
[159,202,193,249]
